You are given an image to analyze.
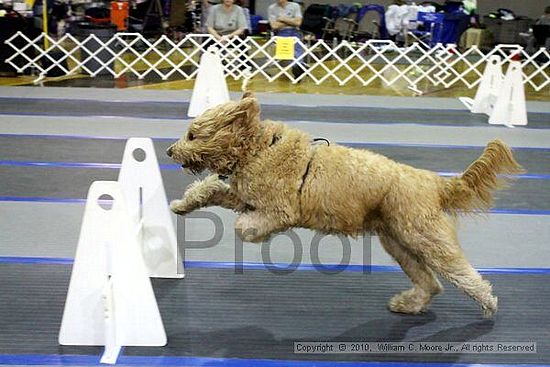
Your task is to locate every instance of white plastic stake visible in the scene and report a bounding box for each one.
[59,181,167,362]
[100,277,121,364]
[187,48,230,117]
[118,138,184,279]
[489,61,528,127]
[459,55,502,115]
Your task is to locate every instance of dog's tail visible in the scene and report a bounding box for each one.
[441,139,524,214]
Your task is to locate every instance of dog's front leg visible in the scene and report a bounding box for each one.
[235,211,287,243]
[170,174,244,215]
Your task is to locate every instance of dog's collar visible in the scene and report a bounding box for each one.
[270,136,330,148]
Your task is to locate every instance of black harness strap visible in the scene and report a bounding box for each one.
[298,158,313,195]
[311,137,330,146]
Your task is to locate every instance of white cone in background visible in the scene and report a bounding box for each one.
[489,61,528,127]
[59,181,167,363]
[118,138,184,279]
[187,48,230,117]
[459,55,503,115]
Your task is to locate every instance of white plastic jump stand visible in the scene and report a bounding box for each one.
[118,138,184,279]
[187,46,230,117]
[489,61,528,127]
[59,181,167,364]
[460,55,502,115]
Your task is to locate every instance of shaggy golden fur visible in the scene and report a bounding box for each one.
[167,92,524,318]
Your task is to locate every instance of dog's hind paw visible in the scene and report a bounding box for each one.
[481,296,498,318]
[388,288,432,315]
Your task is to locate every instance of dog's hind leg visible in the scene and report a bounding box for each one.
[379,234,443,315]
[235,211,288,243]
[397,216,498,318]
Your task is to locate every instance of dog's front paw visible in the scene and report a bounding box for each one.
[170,199,190,215]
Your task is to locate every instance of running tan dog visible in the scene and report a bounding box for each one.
[167,92,524,318]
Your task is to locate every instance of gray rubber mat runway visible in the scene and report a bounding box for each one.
[0,135,547,211]
[0,98,548,128]
[1,263,549,364]
[1,136,550,173]
[0,167,188,200]
[0,86,549,367]
[3,86,550,113]
[0,166,546,210]
[3,116,550,149]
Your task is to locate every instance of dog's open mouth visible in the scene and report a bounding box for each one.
[182,164,204,175]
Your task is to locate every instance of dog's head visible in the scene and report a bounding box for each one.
[167,92,261,175]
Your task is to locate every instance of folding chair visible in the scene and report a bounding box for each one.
[408,11,444,47]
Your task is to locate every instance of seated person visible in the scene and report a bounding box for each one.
[536,5,550,26]
[234,0,251,35]
[268,0,302,37]
[206,0,247,43]
[268,0,305,77]
[533,6,550,55]
[524,6,550,54]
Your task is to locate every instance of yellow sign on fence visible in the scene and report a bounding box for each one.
[275,37,295,60]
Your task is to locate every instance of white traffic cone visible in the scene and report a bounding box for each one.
[188,48,230,117]
[489,61,528,127]
[459,55,502,115]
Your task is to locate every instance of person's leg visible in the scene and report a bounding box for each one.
[276,28,306,79]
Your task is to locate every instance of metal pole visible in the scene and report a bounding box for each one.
[42,0,49,49]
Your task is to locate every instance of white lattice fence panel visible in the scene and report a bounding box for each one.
[3,31,549,91]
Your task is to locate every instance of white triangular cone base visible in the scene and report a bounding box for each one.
[118,138,184,279]
[187,48,230,117]
[489,61,528,127]
[59,181,167,357]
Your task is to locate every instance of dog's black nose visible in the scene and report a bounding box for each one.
[166,145,174,157]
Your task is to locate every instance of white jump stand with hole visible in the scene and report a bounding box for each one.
[187,47,230,117]
[59,181,167,364]
[460,56,527,127]
[118,137,184,279]
[459,55,502,115]
[488,61,528,127]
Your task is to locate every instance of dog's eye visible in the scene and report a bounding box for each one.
[187,132,195,141]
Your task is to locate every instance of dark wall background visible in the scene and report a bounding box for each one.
[254,0,547,22]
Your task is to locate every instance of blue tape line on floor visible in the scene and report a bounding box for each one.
[0,160,180,170]
[0,353,548,367]
[1,257,550,275]
[0,160,123,169]
[0,196,87,203]
[1,133,550,151]
[0,160,548,180]
[0,196,548,215]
